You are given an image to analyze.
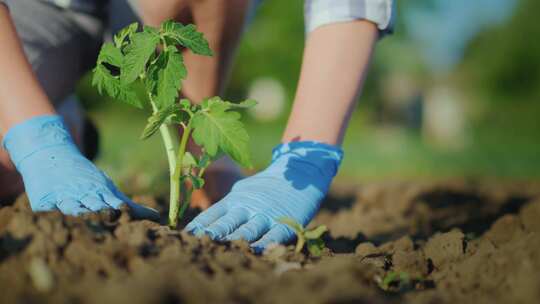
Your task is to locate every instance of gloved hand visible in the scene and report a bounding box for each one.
[2,115,158,220]
[185,141,343,253]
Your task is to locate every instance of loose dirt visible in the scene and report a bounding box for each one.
[1,180,540,304]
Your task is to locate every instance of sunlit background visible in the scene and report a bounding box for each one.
[77,0,540,194]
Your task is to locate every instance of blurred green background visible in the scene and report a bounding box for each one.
[78,0,540,194]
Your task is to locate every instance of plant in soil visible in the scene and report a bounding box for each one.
[378,271,411,291]
[279,218,328,256]
[91,21,255,228]
[377,271,432,292]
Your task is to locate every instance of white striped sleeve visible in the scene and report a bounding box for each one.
[304,0,395,36]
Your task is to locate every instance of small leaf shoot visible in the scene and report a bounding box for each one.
[379,271,412,291]
[279,218,328,257]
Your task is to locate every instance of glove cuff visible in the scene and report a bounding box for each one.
[271,141,344,177]
[2,115,77,168]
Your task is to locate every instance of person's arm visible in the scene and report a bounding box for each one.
[283,20,378,145]
[0,5,55,134]
[186,21,378,252]
[0,5,157,219]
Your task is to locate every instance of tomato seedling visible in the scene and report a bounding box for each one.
[279,218,328,257]
[92,21,255,228]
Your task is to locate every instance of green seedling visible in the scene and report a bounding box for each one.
[92,21,255,228]
[379,271,411,291]
[279,218,328,257]
[378,270,435,292]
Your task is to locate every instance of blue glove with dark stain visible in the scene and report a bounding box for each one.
[185,141,343,252]
[2,115,158,220]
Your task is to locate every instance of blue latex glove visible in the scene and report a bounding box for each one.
[185,141,343,252]
[2,115,158,220]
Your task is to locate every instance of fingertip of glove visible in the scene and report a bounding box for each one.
[32,200,57,212]
[81,196,109,212]
[101,193,125,209]
[185,222,205,237]
[203,228,223,241]
[56,199,92,216]
[250,243,268,255]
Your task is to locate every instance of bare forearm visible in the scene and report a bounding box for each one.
[0,5,54,134]
[282,20,378,145]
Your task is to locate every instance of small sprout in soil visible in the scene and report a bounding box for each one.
[279,218,328,257]
[377,271,434,293]
[378,271,411,291]
[92,21,256,228]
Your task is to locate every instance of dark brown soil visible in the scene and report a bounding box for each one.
[1,180,540,304]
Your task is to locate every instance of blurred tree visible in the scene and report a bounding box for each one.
[461,0,540,103]
[226,1,304,111]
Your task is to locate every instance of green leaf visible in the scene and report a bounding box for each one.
[381,272,399,290]
[92,65,115,95]
[145,62,160,95]
[226,99,258,109]
[168,111,190,125]
[191,99,252,168]
[306,239,325,257]
[278,218,307,254]
[114,22,138,48]
[143,25,159,35]
[200,96,223,110]
[304,225,328,240]
[154,47,187,108]
[140,111,168,140]
[198,154,211,169]
[160,20,180,36]
[183,152,198,168]
[144,51,165,96]
[400,272,411,284]
[188,174,205,189]
[97,43,123,66]
[278,218,304,235]
[92,65,143,108]
[121,31,160,84]
[179,98,191,109]
[140,103,184,139]
[296,236,306,254]
[168,99,191,124]
[380,271,412,291]
[116,85,143,108]
[160,21,213,56]
[203,96,257,111]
